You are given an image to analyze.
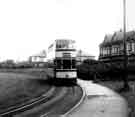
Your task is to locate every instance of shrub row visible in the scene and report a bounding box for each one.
[77,59,135,81]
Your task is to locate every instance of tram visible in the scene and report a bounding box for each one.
[47,39,77,84]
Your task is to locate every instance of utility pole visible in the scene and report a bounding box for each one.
[123,0,129,90]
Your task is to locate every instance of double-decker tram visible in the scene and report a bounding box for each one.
[47,39,77,84]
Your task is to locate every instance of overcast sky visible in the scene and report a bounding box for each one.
[0,0,134,61]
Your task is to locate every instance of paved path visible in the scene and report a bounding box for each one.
[67,80,128,117]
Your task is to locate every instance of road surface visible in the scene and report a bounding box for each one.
[67,79,128,117]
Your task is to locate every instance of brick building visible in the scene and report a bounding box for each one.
[99,30,135,65]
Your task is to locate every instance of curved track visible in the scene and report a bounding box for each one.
[1,84,84,117]
[41,85,84,117]
[0,86,55,116]
[14,86,67,117]
[63,84,86,116]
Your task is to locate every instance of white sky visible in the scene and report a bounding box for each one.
[0,0,134,61]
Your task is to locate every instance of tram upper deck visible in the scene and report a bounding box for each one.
[47,39,76,60]
[55,39,76,50]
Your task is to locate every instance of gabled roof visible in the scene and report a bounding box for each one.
[112,31,123,41]
[100,34,113,47]
[103,34,113,43]
[100,30,135,48]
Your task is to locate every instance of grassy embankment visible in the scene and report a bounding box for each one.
[0,68,51,113]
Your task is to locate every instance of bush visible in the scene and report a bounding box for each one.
[77,59,127,81]
[77,59,100,80]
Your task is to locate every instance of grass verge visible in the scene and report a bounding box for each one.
[0,70,50,113]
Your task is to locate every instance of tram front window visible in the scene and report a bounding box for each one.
[63,60,71,69]
[72,59,76,69]
[56,60,61,69]
[56,59,76,69]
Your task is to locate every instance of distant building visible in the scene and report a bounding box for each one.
[29,50,47,67]
[99,30,135,64]
[0,59,15,68]
[76,50,95,65]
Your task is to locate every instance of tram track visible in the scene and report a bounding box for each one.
[14,86,67,117]
[39,87,69,117]
[63,84,86,116]
[0,84,85,117]
[0,86,55,116]
[41,84,85,117]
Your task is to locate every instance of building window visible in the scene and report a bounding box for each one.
[132,42,135,52]
[114,48,117,54]
[104,48,106,56]
[106,47,110,55]
[104,48,107,56]
[100,48,102,56]
[116,47,120,54]
[127,42,132,54]
[112,46,120,55]
[102,48,104,56]
[103,48,105,56]
[132,43,135,52]
[127,43,132,51]
[112,47,115,54]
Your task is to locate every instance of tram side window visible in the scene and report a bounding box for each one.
[72,60,76,69]
[63,60,71,69]
[56,60,62,69]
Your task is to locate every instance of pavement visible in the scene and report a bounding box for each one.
[67,79,128,117]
